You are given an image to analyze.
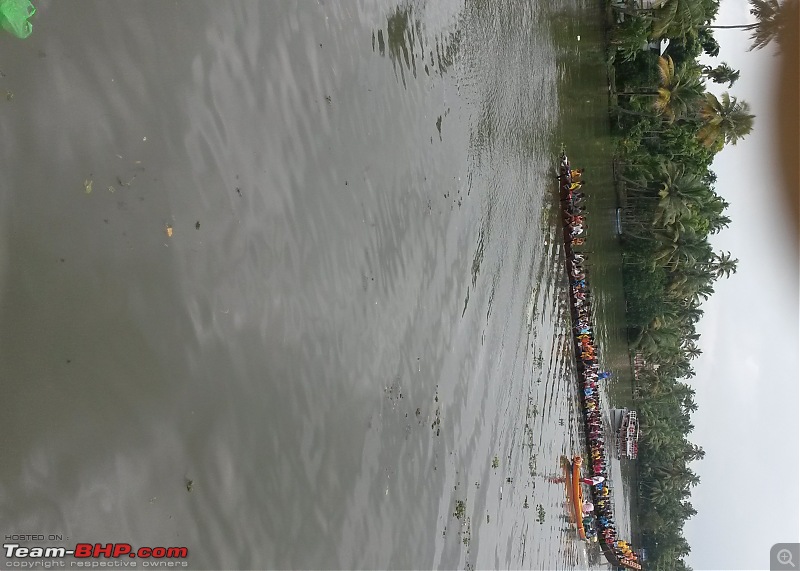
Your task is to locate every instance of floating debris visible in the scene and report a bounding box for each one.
[185,479,193,493]
[461,517,471,546]
[453,500,466,520]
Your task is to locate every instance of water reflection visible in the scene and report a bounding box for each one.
[373,4,462,87]
[0,0,629,569]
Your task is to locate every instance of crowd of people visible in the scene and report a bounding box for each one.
[560,154,642,570]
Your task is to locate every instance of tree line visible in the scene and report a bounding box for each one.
[605,0,793,568]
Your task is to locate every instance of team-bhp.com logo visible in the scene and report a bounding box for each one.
[4,542,189,567]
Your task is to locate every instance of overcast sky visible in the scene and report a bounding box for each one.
[682,2,800,570]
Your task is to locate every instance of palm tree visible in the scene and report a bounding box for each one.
[653,57,705,123]
[652,231,712,271]
[704,0,789,52]
[653,162,710,226]
[644,478,675,506]
[697,92,755,147]
[707,212,732,234]
[615,57,704,124]
[651,0,707,38]
[635,326,682,358]
[611,15,654,62]
[683,443,705,461]
[683,343,702,360]
[708,250,738,278]
[702,62,740,87]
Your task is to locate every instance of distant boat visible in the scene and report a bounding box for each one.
[617,410,640,459]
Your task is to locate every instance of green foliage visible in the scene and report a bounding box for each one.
[611,16,654,62]
[702,62,740,87]
[748,0,789,51]
[606,1,751,567]
[697,92,755,147]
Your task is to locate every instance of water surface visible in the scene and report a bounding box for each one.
[0,1,632,569]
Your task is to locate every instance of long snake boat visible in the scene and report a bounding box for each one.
[558,150,643,571]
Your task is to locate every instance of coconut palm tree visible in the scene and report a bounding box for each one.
[651,0,707,38]
[683,443,705,461]
[701,62,740,87]
[683,342,703,360]
[610,15,654,62]
[704,0,789,52]
[697,92,755,147]
[652,162,710,226]
[615,57,704,123]
[653,57,705,123]
[635,326,682,358]
[644,478,675,506]
[708,250,739,278]
[652,231,712,270]
[707,212,732,233]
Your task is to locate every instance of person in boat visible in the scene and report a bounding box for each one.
[567,214,585,227]
[557,167,584,181]
[598,371,611,380]
[571,237,586,246]
[570,190,586,204]
[565,203,585,218]
[568,180,585,191]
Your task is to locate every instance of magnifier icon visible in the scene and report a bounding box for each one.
[778,549,796,568]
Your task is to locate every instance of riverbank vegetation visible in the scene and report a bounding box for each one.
[605,0,794,568]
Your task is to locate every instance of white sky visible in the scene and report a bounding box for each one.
[682,3,800,570]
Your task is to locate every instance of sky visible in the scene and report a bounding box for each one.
[681,2,800,570]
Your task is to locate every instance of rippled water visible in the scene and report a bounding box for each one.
[1,1,631,569]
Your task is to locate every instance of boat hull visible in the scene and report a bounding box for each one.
[571,456,586,540]
[559,151,643,569]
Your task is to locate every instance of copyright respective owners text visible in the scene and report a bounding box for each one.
[3,537,191,569]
